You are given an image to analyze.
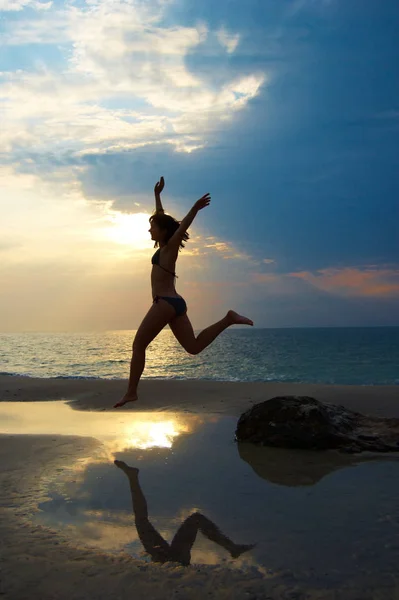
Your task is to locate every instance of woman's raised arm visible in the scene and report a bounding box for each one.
[154,176,165,213]
[168,193,211,248]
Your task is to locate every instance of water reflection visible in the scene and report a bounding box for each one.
[4,399,398,584]
[114,460,255,566]
[237,442,398,487]
[0,401,202,454]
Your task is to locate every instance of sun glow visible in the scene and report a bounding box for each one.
[104,212,152,248]
[122,419,190,450]
[0,402,198,454]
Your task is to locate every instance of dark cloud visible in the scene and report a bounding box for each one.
[61,0,395,275]
[6,0,398,279]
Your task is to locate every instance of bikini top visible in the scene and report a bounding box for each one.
[151,247,178,278]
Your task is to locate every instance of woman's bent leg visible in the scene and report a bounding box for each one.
[114,300,176,407]
[169,310,253,355]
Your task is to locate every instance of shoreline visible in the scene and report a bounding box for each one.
[3,371,399,384]
[1,373,399,417]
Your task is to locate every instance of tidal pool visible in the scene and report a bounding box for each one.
[1,401,399,588]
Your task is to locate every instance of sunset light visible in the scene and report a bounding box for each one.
[1,0,397,332]
[103,212,152,248]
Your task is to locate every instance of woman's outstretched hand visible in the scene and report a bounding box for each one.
[154,176,165,195]
[194,193,211,211]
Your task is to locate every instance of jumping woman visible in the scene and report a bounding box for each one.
[114,177,253,408]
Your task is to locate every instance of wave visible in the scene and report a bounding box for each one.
[0,371,22,377]
[0,370,398,385]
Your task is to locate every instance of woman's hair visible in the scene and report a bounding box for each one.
[149,212,189,250]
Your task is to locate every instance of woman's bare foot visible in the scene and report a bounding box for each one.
[114,393,138,408]
[227,310,254,326]
[230,543,257,559]
[114,460,139,476]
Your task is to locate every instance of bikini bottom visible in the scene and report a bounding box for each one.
[153,295,187,317]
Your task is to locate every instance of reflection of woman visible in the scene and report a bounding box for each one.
[115,460,255,565]
[115,177,253,408]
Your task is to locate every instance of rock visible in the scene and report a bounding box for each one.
[235,396,399,453]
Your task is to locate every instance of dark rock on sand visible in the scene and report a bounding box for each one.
[235,396,399,453]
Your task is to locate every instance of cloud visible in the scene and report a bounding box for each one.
[180,235,270,267]
[216,27,240,54]
[251,273,279,284]
[248,265,399,300]
[2,173,398,330]
[243,264,399,326]
[0,0,51,11]
[289,266,399,298]
[0,0,265,162]
[0,163,276,330]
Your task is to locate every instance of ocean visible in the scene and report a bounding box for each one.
[1,327,398,385]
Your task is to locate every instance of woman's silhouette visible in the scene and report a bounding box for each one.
[115,177,253,407]
[114,460,255,565]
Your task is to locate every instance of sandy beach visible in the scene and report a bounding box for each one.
[1,375,399,599]
[2,374,399,416]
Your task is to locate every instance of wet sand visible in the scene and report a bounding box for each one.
[1,374,399,416]
[1,375,399,599]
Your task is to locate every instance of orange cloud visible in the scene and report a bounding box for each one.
[196,236,254,261]
[250,273,279,284]
[289,267,399,297]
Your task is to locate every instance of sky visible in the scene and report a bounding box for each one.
[1,0,398,331]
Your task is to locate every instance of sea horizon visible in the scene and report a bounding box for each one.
[1,325,399,334]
